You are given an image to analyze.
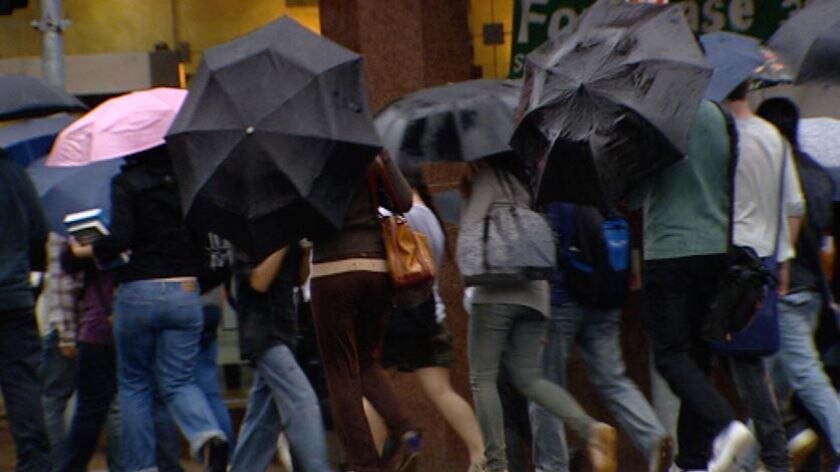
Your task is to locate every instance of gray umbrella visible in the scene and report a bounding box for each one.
[375,79,521,171]
[510,0,710,206]
[767,0,840,86]
[0,74,87,121]
[166,16,382,259]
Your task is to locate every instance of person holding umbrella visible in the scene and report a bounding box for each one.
[458,154,617,472]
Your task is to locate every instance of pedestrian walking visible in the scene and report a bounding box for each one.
[0,155,52,471]
[69,145,230,472]
[458,156,617,472]
[364,173,486,472]
[529,202,672,472]
[229,241,333,472]
[309,151,420,472]
[758,97,840,469]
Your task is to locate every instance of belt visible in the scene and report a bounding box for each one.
[135,277,198,292]
[310,258,388,278]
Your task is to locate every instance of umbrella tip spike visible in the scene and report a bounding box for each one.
[246,126,255,135]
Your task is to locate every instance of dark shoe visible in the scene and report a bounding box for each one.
[381,430,422,472]
[204,437,228,472]
[587,422,617,472]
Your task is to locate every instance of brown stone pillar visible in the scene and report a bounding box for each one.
[319,0,472,111]
[319,2,474,471]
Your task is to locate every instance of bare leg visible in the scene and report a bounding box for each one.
[416,366,485,465]
[363,396,388,455]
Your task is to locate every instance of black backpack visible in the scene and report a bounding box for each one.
[561,205,631,309]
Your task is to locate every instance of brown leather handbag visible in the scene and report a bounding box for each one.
[367,155,436,290]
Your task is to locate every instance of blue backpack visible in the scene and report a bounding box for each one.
[560,205,631,309]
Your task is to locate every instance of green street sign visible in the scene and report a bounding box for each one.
[510,0,810,78]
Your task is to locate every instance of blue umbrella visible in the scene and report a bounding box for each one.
[0,114,75,166]
[700,32,792,102]
[26,156,123,234]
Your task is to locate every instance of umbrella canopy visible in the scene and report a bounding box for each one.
[0,114,75,166]
[26,156,123,235]
[0,74,87,121]
[767,0,840,86]
[700,32,792,102]
[510,0,710,206]
[800,117,840,201]
[167,16,382,259]
[375,80,521,171]
[47,88,186,167]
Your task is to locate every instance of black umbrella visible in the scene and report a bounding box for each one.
[767,0,840,86]
[700,32,792,102]
[166,16,382,259]
[510,0,710,207]
[0,74,87,121]
[375,80,521,171]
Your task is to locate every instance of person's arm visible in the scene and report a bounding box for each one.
[20,168,49,271]
[459,165,496,228]
[90,177,134,263]
[249,247,288,293]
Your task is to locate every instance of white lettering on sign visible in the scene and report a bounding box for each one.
[728,0,754,31]
[547,8,579,39]
[701,0,726,32]
[517,0,550,44]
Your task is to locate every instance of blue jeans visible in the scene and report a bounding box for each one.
[230,344,331,472]
[469,303,595,472]
[529,303,667,471]
[40,330,77,471]
[770,290,840,455]
[114,280,226,472]
[0,308,52,472]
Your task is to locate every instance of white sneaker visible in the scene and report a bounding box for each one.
[708,421,758,472]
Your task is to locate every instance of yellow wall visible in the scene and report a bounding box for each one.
[469,0,513,79]
[0,1,320,74]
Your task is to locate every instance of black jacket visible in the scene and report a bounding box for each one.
[93,147,223,287]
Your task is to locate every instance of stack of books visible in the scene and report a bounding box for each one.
[63,208,130,268]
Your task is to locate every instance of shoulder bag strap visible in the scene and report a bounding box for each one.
[714,101,739,253]
[368,154,406,218]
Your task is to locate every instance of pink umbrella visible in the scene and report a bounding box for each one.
[47,87,187,167]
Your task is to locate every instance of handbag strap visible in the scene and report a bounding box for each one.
[367,154,405,219]
[716,101,739,255]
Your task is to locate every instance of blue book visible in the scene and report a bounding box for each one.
[63,208,130,269]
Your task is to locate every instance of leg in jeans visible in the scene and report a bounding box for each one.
[644,256,735,470]
[155,283,225,458]
[311,271,412,472]
[771,290,840,455]
[577,307,667,459]
[154,398,185,472]
[40,330,77,470]
[194,339,234,445]
[231,344,331,472]
[529,304,573,472]
[469,303,518,472]
[105,398,123,472]
[60,342,117,472]
[503,308,595,440]
[0,308,52,472]
[728,357,791,471]
[115,283,162,471]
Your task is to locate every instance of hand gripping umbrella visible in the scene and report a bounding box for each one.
[767,0,840,86]
[0,74,87,121]
[509,0,710,207]
[166,16,382,259]
[375,79,521,171]
[700,31,792,102]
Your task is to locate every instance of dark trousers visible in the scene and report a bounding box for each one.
[643,255,736,470]
[311,271,413,472]
[59,342,117,472]
[0,307,51,472]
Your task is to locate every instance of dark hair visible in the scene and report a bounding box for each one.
[757,97,800,151]
[483,151,531,191]
[726,81,750,101]
[403,169,451,259]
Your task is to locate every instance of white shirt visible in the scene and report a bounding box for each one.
[732,115,805,262]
